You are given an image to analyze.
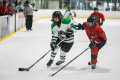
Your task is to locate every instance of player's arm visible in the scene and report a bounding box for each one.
[24,8,27,18]
[70,20,78,32]
[90,13,93,16]
[93,29,105,44]
[77,23,84,30]
[51,23,58,51]
[73,11,76,17]
[89,30,102,49]
[64,20,78,38]
[99,13,105,26]
[64,10,67,17]
[73,22,84,30]
[101,13,105,22]
[51,24,58,42]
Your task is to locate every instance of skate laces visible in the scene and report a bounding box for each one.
[57,60,64,64]
[92,64,96,67]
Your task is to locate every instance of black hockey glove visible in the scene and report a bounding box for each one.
[10,12,13,16]
[74,14,76,17]
[35,9,38,12]
[89,42,97,49]
[50,42,57,51]
[99,21,104,26]
[78,23,83,30]
[66,29,73,38]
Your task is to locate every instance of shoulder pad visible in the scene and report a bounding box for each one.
[51,22,56,29]
[62,18,71,24]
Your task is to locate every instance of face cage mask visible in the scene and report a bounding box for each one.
[87,22,95,28]
[94,12,98,14]
[55,20,61,26]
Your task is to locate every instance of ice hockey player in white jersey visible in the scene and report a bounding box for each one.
[47,11,78,67]
[64,6,76,20]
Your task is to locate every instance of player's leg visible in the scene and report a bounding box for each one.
[47,38,62,67]
[91,46,98,69]
[98,40,106,51]
[56,42,74,65]
[26,16,29,30]
[47,48,59,67]
[29,15,33,30]
[89,40,106,69]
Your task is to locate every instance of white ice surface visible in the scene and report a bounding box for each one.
[0,18,120,80]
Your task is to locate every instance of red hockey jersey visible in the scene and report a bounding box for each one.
[90,13,105,25]
[0,6,7,15]
[8,7,13,13]
[0,6,1,14]
[83,22,107,44]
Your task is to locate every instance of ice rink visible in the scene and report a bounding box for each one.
[0,18,120,80]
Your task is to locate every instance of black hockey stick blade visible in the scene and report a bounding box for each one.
[18,68,29,71]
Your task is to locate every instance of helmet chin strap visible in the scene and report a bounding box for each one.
[88,25,93,28]
[55,20,61,26]
[94,12,98,14]
[88,22,94,28]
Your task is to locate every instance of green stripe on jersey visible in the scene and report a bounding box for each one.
[58,36,63,40]
[71,23,78,30]
[51,39,57,41]
[65,10,68,13]
[51,22,55,29]
[52,31,53,34]
[64,38,74,41]
[62,18,71,24]
[51,54,55,57]
[64,10,68,15]
[60,58,65,60]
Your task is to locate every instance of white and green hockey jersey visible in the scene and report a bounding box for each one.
[51,18,78,43]
[64,10,76,19]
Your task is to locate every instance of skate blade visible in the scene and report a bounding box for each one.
[92,69,95,71]
[47,65,51,68]
[56,61,65,66]
[47,66,50,68]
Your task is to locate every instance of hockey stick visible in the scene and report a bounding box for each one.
[49,47,89,77]
[18,37,66,71]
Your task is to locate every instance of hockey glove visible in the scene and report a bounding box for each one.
[99,21,104,26]
[74,14,76,17]
[50,42,57,51]
[77,23,83,30]
[10,12,13,16]
[66,29,73,38]
[35,9,38,12]
[89,42,97,49]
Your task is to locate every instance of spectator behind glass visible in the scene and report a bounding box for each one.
[11,4,17,13]
[0,2,3,15]
[0,1,7,15]
[31,3,38,12]
[7,2,13,16]
[24,2,26,9]
[16,2,24,11]
[118,5,120,11]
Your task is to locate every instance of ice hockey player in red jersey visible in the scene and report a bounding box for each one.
[78,16,107,69]
[0,1,7,15]
[7,3,13,16]
[90,7,105,26]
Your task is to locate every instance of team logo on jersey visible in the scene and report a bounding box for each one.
[69,13,72,16]
[100,32,104,35]
[90,33,97,39]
